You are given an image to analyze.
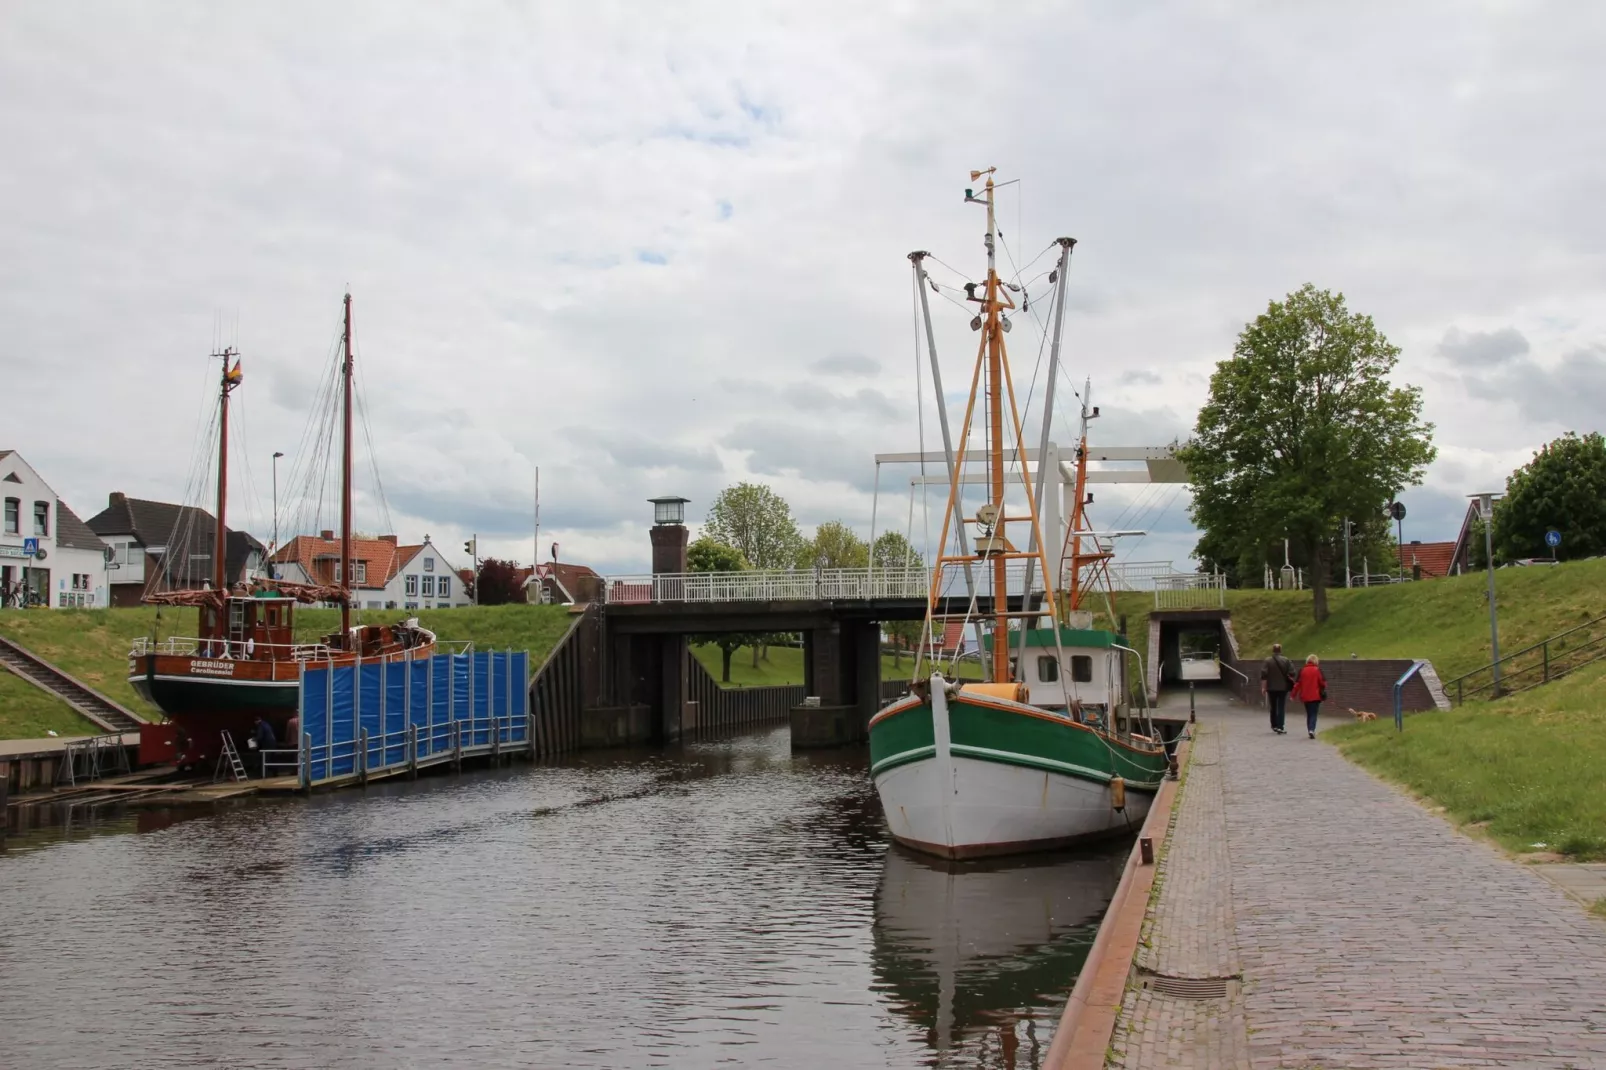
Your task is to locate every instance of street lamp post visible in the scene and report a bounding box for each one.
[271,451,285,578]
[1472,492,1503,694]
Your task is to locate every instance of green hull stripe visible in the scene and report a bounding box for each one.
[949,743,1113,784]
[869,744,938,777]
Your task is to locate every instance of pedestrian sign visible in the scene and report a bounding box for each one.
[1545,529,1561,549]
[22,537,39,557]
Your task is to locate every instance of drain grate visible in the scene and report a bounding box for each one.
[1140,973,1235,1000]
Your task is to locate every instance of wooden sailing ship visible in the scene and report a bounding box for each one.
[868,169,1168,859]
[129,295,435,769]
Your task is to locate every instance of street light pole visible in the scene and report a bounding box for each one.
[271,451,285,578]
[1473,493,1502,694]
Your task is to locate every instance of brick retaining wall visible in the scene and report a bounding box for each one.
[1226,658,1445,715]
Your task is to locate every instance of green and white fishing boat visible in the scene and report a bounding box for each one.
[869,168,1169,860]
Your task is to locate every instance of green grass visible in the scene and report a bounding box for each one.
[0,603,577,739]
[0,672,104,738]
[1326,661,1606,860]
[1592,898,1606,919]
[690,643,983,688]
[1222,557,1606,680]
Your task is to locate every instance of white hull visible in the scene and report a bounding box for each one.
[874,683,1152,859]
[876,752,1152,858]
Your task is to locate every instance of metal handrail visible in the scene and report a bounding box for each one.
[1443,612,1606,705]
[1394,661,1427,731]
[601,564,1044,605]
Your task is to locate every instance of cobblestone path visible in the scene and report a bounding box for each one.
[1109,695,1606,1069]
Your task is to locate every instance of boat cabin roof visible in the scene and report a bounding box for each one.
[981,627,1118,651]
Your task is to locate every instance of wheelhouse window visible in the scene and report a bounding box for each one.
[33,501,48,536]
[3,497,17,534]
[1037,655,1059,682]
[1071,655,1093,683]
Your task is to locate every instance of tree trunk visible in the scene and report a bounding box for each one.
[751,643,760,669]
[721,646,733,683]
[1311,542,1330,624]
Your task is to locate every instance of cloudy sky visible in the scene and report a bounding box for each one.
[4,1,1603,576]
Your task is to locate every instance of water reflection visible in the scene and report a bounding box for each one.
[1,727,1124,1068]
[871,845,1126,1068]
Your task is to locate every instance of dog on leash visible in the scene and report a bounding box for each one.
[1348,708,1378,722]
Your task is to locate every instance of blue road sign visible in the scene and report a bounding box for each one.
[22,537,39,557]
[1545,529,1561,548]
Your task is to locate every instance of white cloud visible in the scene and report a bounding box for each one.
[3,1,1604,577]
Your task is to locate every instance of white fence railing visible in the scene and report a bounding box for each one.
[601,564,1052,605]
[1102,560,1186,592]
[1153,572,1227,610]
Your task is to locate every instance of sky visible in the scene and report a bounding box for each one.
[3,1,1604,578]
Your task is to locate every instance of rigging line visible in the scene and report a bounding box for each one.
[1118,484,1185,559]
[924,253,975,286]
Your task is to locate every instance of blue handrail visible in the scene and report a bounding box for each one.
[1394,660,1427,732]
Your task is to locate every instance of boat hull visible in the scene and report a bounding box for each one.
[869,685,1167,860]
[129,643,434,769]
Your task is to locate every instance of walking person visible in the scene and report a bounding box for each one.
[1292,654,1328,738]
[1260,642,1296,734]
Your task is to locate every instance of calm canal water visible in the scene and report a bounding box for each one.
[1,727,1125,1069]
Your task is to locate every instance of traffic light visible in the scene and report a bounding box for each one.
[464,537,477,558]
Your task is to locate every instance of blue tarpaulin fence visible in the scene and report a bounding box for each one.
[299,651,528,786]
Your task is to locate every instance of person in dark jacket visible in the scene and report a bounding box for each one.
[1259,642,1296,734]
[252,717,277,749]
[1291,654,1328,738]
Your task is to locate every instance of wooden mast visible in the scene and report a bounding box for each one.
[981,174,1010,683]
[213,346,238,612]
[340,293,354,637]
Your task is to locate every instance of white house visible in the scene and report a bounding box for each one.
[270,532,472,610]
[0,450,109,609]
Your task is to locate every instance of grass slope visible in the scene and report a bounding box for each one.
[1327,661,1606,860]
[0,673,104,738]
[1223,557,1606,679]
[0,604,576,738]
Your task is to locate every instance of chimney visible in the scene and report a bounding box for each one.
[379,535,398,545]
[109,491,126,509]
[320,529,335,541]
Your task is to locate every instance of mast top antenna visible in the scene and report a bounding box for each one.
[969,167,995,180]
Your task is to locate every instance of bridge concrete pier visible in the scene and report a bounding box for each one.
[791,619,882,749]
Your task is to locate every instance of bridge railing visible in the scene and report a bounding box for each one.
[604,566,936,604]
[1153,572,1227,610]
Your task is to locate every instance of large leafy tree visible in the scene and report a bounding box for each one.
[1180,284,1435,622]
[872,531,924,666]
[686,536,759,683]
[798,520,869,569]
[704,483,803,570]
[1493,432,1606,561]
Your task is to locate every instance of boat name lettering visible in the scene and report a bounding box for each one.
[191,660,236,676]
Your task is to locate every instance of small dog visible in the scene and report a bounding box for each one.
[1348,708,1378,722]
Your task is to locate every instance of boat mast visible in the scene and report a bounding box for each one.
[213,346,239,606]
[977,175,1014,682]
[341,293,354,637]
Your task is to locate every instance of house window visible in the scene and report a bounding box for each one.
[438,576,450,598]
[33,501,48,536]
[1071,655,1093,683]
[386,601,397,610]
[3,498,17,534]
[353,562,367,584]
[1037,655,1058,683]
[422,575,435,597]
[405,574,418,597]
[423,557,434,572]
[405,601,419,610]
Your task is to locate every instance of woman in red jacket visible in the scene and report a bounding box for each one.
[1291,654,1328,738]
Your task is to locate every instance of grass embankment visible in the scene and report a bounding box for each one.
[690,643,982,687]
[1215,558,1606,861]
[0,604,575,739]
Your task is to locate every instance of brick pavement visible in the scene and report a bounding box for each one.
[1108,691,1606,1069]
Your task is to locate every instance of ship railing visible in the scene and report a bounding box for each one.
[600,564,1049,605]
[127,636,465,661]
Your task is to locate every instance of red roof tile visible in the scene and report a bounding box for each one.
[1397,541,1457,579]
[270,534,419,589]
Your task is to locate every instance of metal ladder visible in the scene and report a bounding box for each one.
[214,731,248,783]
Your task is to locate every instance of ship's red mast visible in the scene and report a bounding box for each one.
[213,347,240,616]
